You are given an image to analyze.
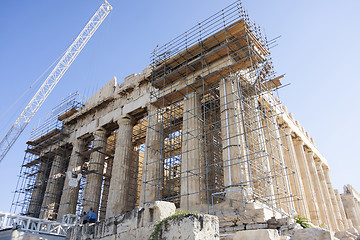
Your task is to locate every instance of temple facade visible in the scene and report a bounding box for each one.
[12,1,360,236]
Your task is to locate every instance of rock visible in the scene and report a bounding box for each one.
[292,227,335,240]
[161,214,220,240]
[246,223,268,230]
[335,230,357,240]
[233,229,280,240]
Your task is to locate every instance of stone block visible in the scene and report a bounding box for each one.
[246,223,268,230]
[335,230,357,240]
[135,225,153,240]
[279,236,290,240]
[102,217,117,237]
[292,227,335,240]
[100,235,116,240]
[94,221,104,238]
[220,225,245,234]
[116,229,136,240]
[116,210,138,233]
[233,229,280,240]
[161,214,219,240]
[150,201,176,222]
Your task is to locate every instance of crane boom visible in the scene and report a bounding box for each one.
[0,1,112,162]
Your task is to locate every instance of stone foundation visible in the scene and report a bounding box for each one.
[66,201,219,240]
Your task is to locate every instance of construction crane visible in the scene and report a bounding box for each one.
[0,1,112,163]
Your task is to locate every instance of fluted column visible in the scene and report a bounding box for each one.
[304,149,330,228]
[100,156,112,220]
[28,154,51,218]
[219,78,249,187]
[314,159,337,230]
[57,139,85,221]
[139,105,162,205]
[341,192,360,228]
[322,167,344,231]
[335,189,351,229]
[39,154,67,220]
[281,126,309,218]
[83,128,107,214]
[106,116,134,218]
[262,113,294,213]
[293,139,321,225]
[180,91,202,209]
[219,78,253,207]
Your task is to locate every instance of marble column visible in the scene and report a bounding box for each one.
[322,166,345,230]
[100,157,112,220]
[281,126,309,218]
[293,139,321,225]
[341,194,360,228]
[139,105,162,205]
[262,113,294,213]
[57,139,85,221]
[314,159,338,230]
[28,155,51,218]
[39,154,67,220]
[335,189,351,229]
[219,78,251,203]
[304,149,330,228]
[83,128,107,214]
[106,116,134,218]
[180,91,202,209]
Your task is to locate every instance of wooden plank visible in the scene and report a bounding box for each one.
[26,129,61,146]
[58,107,78,121]
[152,18,269,84]
[25,149,40,155]
[23,158,41,168]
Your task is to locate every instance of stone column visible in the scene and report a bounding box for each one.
[57,139,85,221]
[100,157,113,220]
[262,113,294,213]
[180,91,202,209]
[39,154,67,220]
[314,159,338,230]
[83,128,107,214]
[322,166,344,231]
[335,189,351,229]
[28,155,51,218]
[106,116,134,218]
[341,188,360,228]
[304,149,330,228]
[219,78,251,203]
[281,126,309,218]
[293,139,321,225]
[139,105,162,205]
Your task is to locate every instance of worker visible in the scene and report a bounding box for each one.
[87,208,97,223]
[81,211,89,224]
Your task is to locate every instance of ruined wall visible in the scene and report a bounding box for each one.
[66,201,219,240]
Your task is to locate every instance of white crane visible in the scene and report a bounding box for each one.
[0,1,112,162]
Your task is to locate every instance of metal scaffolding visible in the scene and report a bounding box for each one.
[143,0,300,216]
[10,0,303,221]
[10,92,84,219]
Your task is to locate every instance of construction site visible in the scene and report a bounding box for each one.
[1,1,360,240]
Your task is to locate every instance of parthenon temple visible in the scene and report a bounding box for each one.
[11,1,360,238]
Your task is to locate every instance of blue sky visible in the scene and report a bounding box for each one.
[0,0,359,212]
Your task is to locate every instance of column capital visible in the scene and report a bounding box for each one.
[292,136,304,146]
[96,126,106,132]
[116,114,135,126]
[303,145,313,155]
[322,164,330,172]
[280,123,292,135]
[72,138,86,151]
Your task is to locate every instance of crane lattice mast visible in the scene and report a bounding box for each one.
[0,1,112,162]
